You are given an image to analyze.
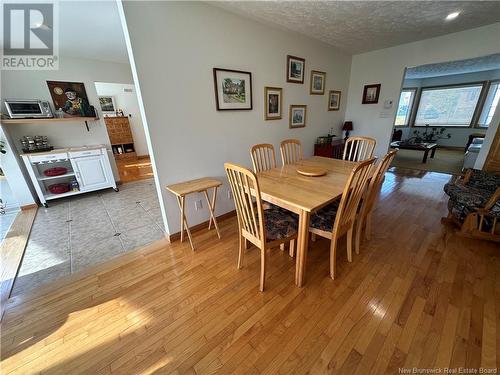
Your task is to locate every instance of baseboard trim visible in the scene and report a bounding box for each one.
[168,210,236,242]
[20,204,37,211]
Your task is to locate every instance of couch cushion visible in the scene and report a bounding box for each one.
[264,207,298,241]
[468,169,500,193]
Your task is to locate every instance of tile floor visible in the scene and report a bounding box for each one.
[12,179,165,296]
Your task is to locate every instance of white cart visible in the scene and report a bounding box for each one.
[21,145,118,207]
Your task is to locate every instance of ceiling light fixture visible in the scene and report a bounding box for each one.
[445,12,460,21]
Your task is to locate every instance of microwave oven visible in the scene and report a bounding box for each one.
[4,99,53,119]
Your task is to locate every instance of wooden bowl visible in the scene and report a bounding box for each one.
[296,166,327,177]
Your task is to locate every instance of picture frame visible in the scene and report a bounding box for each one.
[328,90,341,111]
[46,81,94,117]
[310,70,326,95]
[98,96,116,113]
[362,84,381,104]
[264,86,283,120]
[289,105,307,128]
[213,68,253,110]
[286,55,305,84]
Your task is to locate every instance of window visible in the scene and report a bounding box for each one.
[478,81,500,127]
[414,84,483,127]
[394,89,416,126]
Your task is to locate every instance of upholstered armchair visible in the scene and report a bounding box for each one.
[443,169,500,242]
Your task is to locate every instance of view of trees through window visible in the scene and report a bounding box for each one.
[394,89,415,126]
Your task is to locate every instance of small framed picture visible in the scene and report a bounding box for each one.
[287,55,305,84]
[362,84,381,104]
[310,70,326,95]
[289,105,307,128]
[328,90,341,111]
[213,68,253,110]
[98,96,116,113]
[264,86,282,120]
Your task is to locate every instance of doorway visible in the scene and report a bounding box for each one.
[95,82,153,183]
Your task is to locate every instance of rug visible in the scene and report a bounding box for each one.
[390,148,464,175]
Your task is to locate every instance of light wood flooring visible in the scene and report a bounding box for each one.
[116,156,154,183]
[1,168,499,374]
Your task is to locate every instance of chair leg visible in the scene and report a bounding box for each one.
[365,212,373,240]
[260,248,266,292]
[280,243,285,251]
[244,238,250,249]
[347,228,353,262]
[289,239,295,258]
[330,235,338,280]
[311,233,316,242]
[355,216,363,255]
[237,234,244,269]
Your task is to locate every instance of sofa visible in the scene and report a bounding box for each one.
[443,169,500,242]
[463,137,483,170]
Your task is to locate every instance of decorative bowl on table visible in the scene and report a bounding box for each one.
[296,166,327,177]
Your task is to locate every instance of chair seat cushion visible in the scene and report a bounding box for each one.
[264,207,298,241]
[310,201,340,232]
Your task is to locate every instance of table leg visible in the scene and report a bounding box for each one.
[295,210,310,287]
[422,150,429,163]
[204,188,221,239]
[430,147,437,159]
[176,195,194,250]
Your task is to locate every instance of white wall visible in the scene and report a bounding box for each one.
[0,55,134,183]
[344,23,500,157]
[399,69,500,147]
[121,1,352,235]
[95,82,149,156]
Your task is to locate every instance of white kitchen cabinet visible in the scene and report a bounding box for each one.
[21,145,117,207]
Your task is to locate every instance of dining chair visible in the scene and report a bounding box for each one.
[280,139,302,165]
[343,136,376,162]
[355,150,398,250]
[308,157,376,279]
[225,162,298,291]
[250,143,276,173]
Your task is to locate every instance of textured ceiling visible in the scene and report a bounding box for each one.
[213,1,500,54]
[406,53,500,79]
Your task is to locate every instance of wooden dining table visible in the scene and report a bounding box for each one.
[256,156,360,287]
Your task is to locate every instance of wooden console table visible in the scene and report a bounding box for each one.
[166,177,222,250]
[314,140,344,159]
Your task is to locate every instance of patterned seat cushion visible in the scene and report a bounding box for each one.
[264,207,298,241]
[310,201,340,232]
[444,183,491,209]
[467,169,500,193]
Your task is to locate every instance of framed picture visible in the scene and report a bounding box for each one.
[310,70,326,95]
[362,84,381,104]
[286,55,305,84]
[264,87,282,120]
[98,96,116,113]
[46,81,94,117]
[213,68,252,110]
[289,105,307,128]
[328,90,341,111]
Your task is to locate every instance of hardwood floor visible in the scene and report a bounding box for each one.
[1,168,499,374]
[116,156,154,183]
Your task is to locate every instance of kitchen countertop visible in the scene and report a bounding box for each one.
[20,144,108,157]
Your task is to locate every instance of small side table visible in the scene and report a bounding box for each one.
[166,177,222,250]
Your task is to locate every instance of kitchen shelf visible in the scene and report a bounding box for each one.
[44,190,82,201]
[1,117,99,125]
[37,172,75,181]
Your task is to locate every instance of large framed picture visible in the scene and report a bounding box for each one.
[362,84,381,104]
[289,105,307,129]
[264,86,282,120]
[286,55,305,84]
[310,70,326,95]
[98,96,116,113]
[46,81,94,117]
[213,68,252,110]
[328,90,341,111]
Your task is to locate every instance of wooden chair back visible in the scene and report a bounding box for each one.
[280,139,302,165]
[333,157,376,233]
[343,136,376,162]
[250,143,276,173]
[361,150,397,216]
[224,163,265,246]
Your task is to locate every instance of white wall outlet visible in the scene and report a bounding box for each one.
[194,200,203,210]
[227,189,233,200]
